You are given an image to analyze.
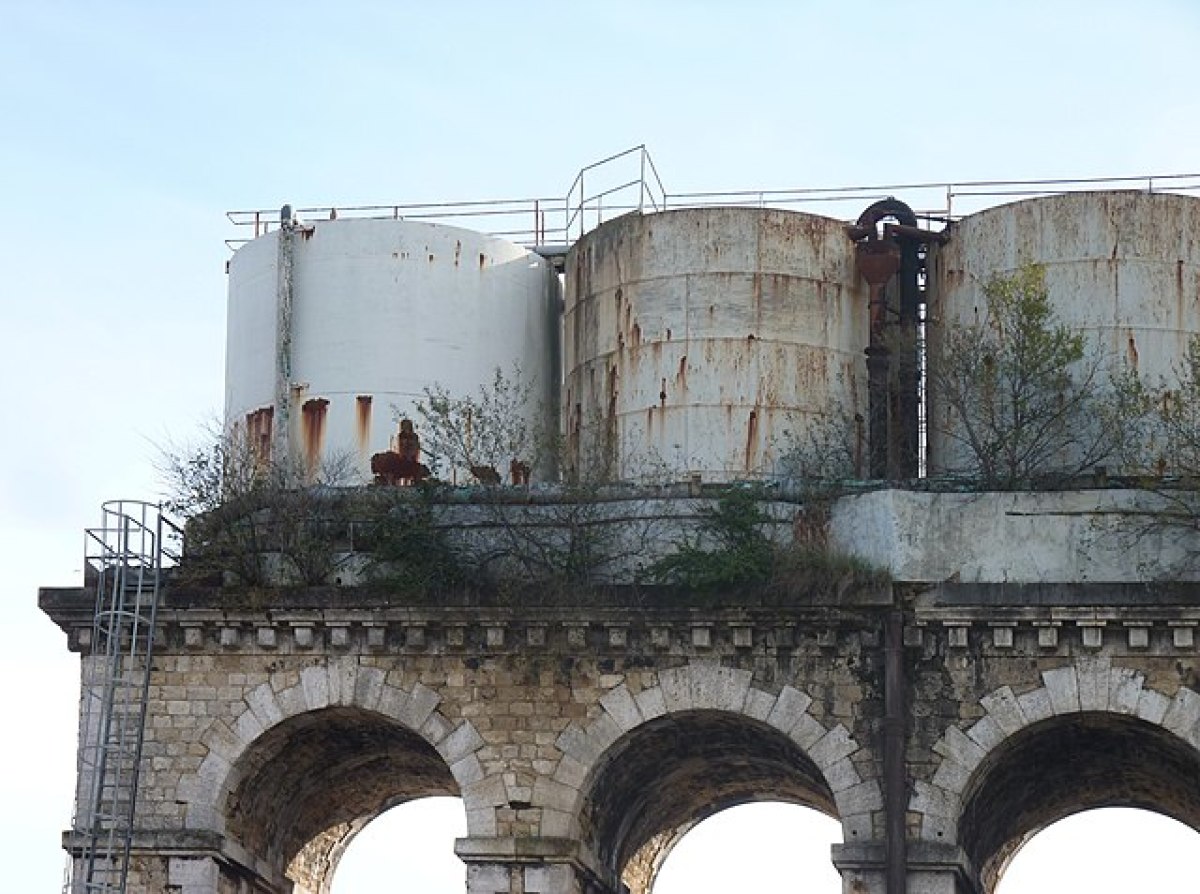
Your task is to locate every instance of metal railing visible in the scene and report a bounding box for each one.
[226,149,1200,252]
[564,144,666,244]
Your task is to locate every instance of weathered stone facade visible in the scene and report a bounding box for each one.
[41,490,1200,894]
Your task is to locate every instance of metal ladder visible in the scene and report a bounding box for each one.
[65,502,180,894]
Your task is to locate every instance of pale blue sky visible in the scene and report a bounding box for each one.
[3,2,1200,891]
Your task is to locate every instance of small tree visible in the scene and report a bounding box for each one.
[929,264,1119,489]
[158,423,361,586]
[414,365,547,485]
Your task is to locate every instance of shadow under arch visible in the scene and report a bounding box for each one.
[223,705,461,894]
[959,711,1200,893]
[578,709,838,894]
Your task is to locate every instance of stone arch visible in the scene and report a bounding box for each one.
[539,661,880,893]
[914,657,1200,892]
[175,659,490,893]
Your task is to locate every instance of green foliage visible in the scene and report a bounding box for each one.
[931,263,1119,488]
[159,424,362,587]
[644,490,777,592]
[362,488,466,598]
[643,489,886,598]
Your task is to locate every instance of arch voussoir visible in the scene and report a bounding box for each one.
[916,662,1200,850]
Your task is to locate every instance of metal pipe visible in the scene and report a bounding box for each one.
[884,609,908,894]
[273,205,296,475]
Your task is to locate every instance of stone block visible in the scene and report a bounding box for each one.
[931,757,971,794]
[600,685,643,732]
[823,756,862,792]
[276,684,307,720]
[1076,657,1112,711]
[1163,687,1200,740]
[766,685,813,733]
[934,725,986,772]
[440,722,485,764]
[790,713,828,751]
[634,685,667,721]
[1041,666,1080,715]
[244,682,283,728]
[552,754,588,790]
[451,753,486,787]
[979,686,1026,737]
[1109,667,1145,715]
[809,724,858,770]
[838,779,884,814]
[1035,624,1059,648]
[690,663,752,713]
[466,864,510,893]
[1135,688,1171,725]
[1017,686,1054,724]
[539,807,573,837]
[532,776,580,814]
[743,687,776,722]
[463,775,508,809]
[1126,625,1150,649]
[300,665,331,710]
[349,664,381,710]
[657,667,694,713]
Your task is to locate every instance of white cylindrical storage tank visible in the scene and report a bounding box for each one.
[928,191,1200,477]
[225,218,560,482]
[563,207,869,483]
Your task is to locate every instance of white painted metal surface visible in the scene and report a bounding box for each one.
[563,207,869,482]
[225,219,559,481]
[928,191,1200,475]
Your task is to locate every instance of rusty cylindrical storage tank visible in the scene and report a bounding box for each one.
[927,191,1200,477]
[225,218,560,482]
[563,207,869,483]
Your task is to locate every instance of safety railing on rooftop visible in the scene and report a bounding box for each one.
[226,149,1200,252]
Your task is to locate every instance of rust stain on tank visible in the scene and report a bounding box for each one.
[356,395,373,453]
[479,252,487,269]
[301,398,330,478]
[245,406,274,468]
[631,322,641,346]
[745,410,759,471]
[1127,334,1139,370]
[665,328,672,341]
[454,240,461,267]
[659,377,667,408]
[676,355,688,390]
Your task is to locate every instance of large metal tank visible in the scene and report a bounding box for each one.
[225,218,560,482]
[563,207,869,482]
[927,191,1200,476]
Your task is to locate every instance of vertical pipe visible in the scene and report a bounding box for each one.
[884,609,908,894]
[273,206,296,474]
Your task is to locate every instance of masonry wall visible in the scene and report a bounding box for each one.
[42,490,1200,894]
